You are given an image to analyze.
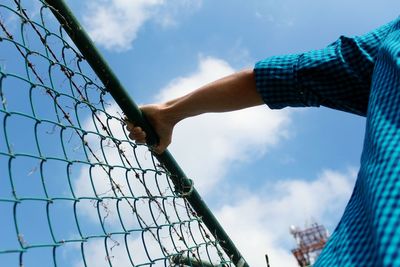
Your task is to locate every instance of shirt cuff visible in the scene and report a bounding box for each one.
[254,54,307,109]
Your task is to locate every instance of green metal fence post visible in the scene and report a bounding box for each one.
[43,1,250,266]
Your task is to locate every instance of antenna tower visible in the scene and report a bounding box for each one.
[290,222,328,266]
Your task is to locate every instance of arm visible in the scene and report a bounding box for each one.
[126,69,263,154]
[255,18,396,115]
[128,17,397,153]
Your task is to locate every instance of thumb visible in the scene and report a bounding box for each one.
[153,137,171,154]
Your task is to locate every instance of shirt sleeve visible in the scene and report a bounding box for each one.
[254,18,398,116]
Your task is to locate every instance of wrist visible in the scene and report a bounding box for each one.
[159,101,185,126]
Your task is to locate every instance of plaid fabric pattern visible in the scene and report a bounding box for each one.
[255,17,400,266]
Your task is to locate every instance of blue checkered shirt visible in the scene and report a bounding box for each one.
[255,17,400,266]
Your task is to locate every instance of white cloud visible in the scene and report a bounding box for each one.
[71,103,230,266]
[73,228,225,267]
[73,236,153,267]
[82,0,163,51]
[155,56,291,194]
[153,0,202,28]
[216,168,357,267]
[82,0,202,51]
[71,55,357,267]
[73,104,170,226]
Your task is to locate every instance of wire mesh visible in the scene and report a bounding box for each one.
[0,1,234,266]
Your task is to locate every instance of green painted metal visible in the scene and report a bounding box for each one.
[172,255,217,267]
[42,1,249,267]
[0,0,248,267]
[43,0,158,147]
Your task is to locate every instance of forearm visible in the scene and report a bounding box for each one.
[161,69,263,124]
[128,69,264,153]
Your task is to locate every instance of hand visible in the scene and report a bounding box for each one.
[125,104,176,154]
[126,69,261,154]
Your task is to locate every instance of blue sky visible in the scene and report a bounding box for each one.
[1,0,400,266]
[65,1,400,265]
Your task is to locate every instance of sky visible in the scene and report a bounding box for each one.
[66,1,400,265]
[1,0,400,266]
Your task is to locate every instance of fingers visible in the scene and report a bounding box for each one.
[126,123,166,154]
[125,121,147,144]
[130,127,147,144]
[125,103,173,155]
